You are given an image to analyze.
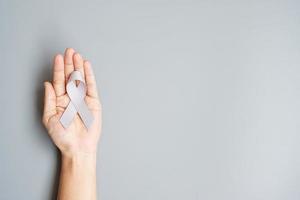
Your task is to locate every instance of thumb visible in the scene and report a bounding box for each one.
[43,81,56,126]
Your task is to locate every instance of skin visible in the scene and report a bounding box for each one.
[42,48,102,200]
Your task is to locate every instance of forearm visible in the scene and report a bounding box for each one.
[57,153,97,200]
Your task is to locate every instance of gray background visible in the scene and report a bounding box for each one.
[1,0,300,199]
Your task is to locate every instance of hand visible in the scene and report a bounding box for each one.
[43,48,102,157]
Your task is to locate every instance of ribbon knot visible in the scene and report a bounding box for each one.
[60,70,94,129]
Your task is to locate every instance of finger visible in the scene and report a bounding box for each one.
[83,60,99,98]
[52,54,65,96]
[73,53,85,78]
[43,81,57,126]
[64,48,75,81]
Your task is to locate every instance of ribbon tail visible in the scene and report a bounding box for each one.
[60,102,77,129]
[77,102,94,129]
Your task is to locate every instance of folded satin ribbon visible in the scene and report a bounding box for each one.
[60,70,94,129]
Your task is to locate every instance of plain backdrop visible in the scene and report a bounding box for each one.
[1,0,300,199]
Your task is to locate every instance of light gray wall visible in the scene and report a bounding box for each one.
[1,0,300,199]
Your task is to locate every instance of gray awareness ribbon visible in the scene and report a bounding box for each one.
[60,70,94,129]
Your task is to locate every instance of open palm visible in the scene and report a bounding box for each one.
[43,48,102,156]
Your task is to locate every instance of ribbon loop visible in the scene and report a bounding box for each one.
[60,70,94,129]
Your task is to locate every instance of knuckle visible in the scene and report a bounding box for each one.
[53,79,64,85]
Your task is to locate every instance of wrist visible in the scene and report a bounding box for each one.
[61,151,97,168]
[61,152,97,163]
[59,144,98,160]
